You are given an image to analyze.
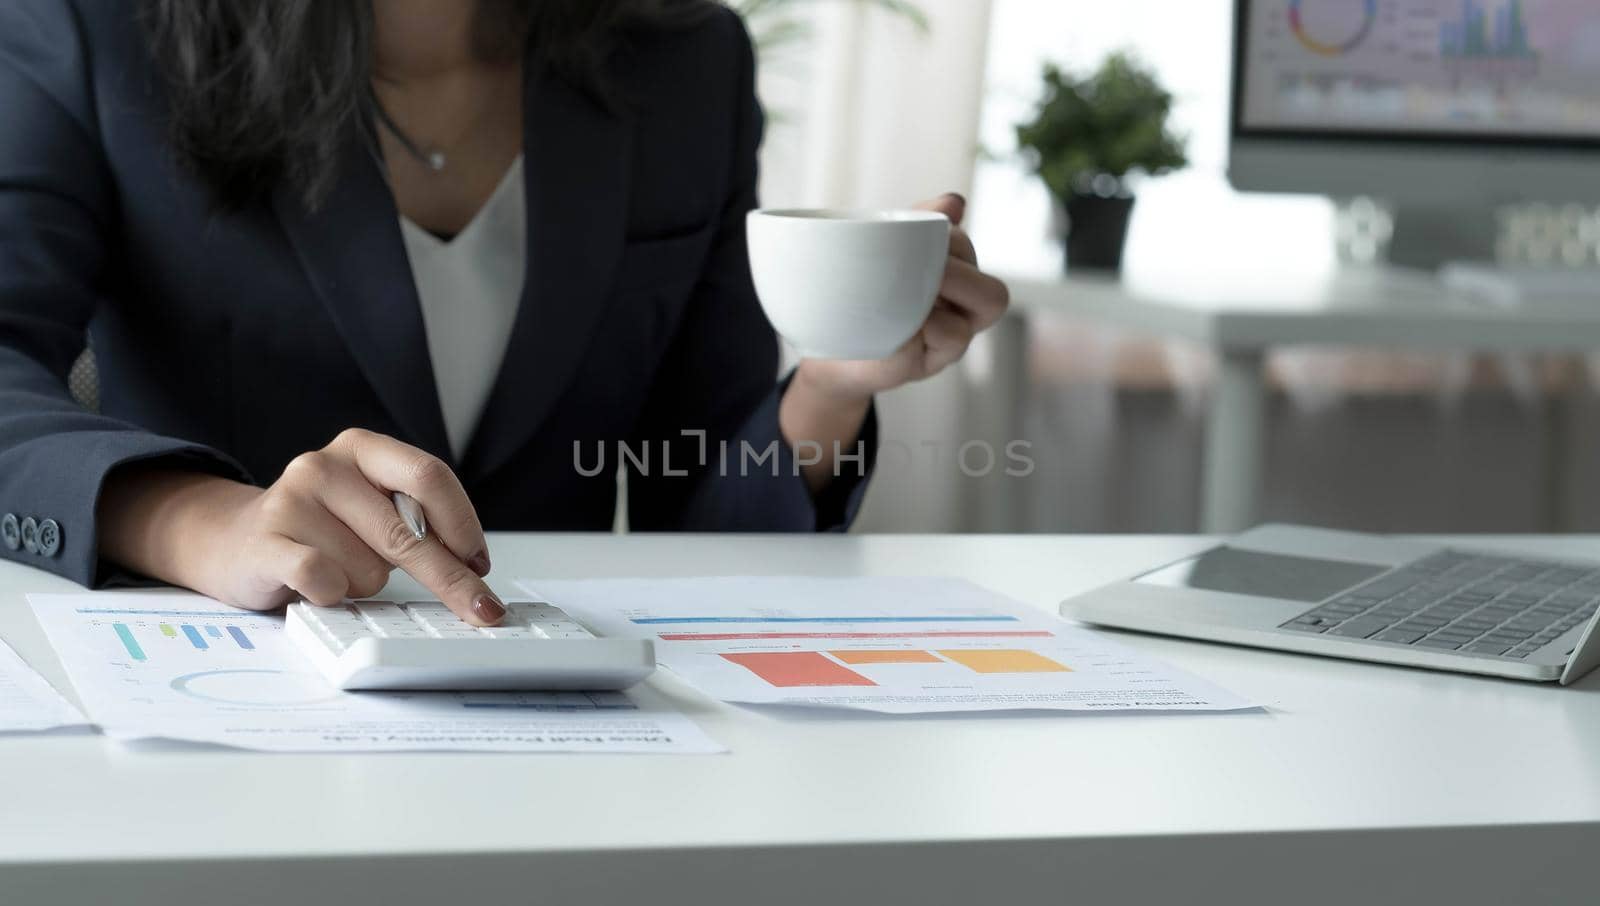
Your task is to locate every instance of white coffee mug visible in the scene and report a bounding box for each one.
[746,209,950,360]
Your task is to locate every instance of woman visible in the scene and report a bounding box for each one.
[0,0,1009,626]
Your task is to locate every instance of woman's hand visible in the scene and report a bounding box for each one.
[777,193,1010,492]
[794,193,1010,400]
[99,429,506,625]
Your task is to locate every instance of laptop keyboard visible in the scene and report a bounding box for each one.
[1280,551,1600,659]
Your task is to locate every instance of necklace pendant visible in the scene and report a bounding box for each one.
[426,151,447,173]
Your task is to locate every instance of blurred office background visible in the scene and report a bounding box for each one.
[741,0,1600,535]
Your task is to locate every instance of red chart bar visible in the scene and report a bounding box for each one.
[721,652,877,687]
[666,630,1053,642]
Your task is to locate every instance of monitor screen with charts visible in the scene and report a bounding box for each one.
[1236,0,1600,144]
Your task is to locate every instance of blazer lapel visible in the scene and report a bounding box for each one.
[271,132,454,462]
[459,68,634,481]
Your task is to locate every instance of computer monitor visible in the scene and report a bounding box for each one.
[1229,0,1600,267]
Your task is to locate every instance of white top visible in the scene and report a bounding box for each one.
[3,534,1600,904]
[399,156,527,459]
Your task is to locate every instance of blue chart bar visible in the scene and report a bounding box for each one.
[227,626,255,651]
[630,615,1019,625]
[113,623,146,661]
[206,625,223,638]
[181,624,208,650]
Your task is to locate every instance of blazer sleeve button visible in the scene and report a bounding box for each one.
[19,516,38,555]
[37,519,61,558]
[0,514,19,551]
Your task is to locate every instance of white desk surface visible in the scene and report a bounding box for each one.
[1009,268,1600,350]
[4,533,1600,906]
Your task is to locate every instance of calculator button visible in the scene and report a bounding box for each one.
[540,627,595,639]
[377,626,432,639]
[328,626,374,643]
[421,623,478,637]
[483,627,545,639]
[534,621,591,635]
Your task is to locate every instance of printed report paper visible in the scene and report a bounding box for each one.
[520,576,1256,714]
[0,636,87,733]
[27,593,722,754]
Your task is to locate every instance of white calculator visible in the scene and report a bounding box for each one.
[285,599,656,691]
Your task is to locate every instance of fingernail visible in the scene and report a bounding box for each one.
[468,550,491,577]
[473,593,506,624]
[945,192,966,207]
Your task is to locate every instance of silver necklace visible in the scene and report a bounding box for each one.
[372,100,447,173]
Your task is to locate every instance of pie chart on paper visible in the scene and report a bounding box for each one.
[169,669,343,707]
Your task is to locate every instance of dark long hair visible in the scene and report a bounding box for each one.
[141,0,703,210]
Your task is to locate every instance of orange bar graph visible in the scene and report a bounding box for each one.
[830,650,942,665]
[939,649,1071,674]
[721,652,877,687]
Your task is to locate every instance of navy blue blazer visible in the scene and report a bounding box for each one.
[0,1,875,587]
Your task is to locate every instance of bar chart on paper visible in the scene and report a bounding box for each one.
[717,647,1073,688]
[85,608,263,662]
[524,576,1257,714]
[49,601,332,708]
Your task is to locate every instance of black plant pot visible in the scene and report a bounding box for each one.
[1060,192,1136,274]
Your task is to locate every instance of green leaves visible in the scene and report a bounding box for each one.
[1015,52,1189,199]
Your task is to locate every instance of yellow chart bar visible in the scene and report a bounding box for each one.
[938,649,1070,674]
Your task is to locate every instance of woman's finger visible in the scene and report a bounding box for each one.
[261,533,349,607]
[949,226,977,265]
[310,465,505,626]
[328,428,490,575]
[922,303,975,366]
[938,258,1010,329]
[273,492,393,599]
[915,193,967,227]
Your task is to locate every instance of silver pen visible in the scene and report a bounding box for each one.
[393,491,426,541]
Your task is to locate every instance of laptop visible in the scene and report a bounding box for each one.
[1060,525,1600,684]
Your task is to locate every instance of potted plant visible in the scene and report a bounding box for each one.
[1015,52,1188,273]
